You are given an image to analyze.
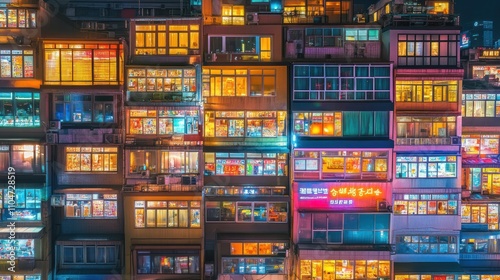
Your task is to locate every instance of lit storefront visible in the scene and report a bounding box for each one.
[462,135,500,194]
[293,181,392,279]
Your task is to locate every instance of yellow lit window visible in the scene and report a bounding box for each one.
[135,24,166,55]
[168,24,199,55]
[430,2,449,14]
[260,37,271,61]
[398,42,406,56]
[65,147,118,172]
[222,5,245,25]
[385,4,390,14]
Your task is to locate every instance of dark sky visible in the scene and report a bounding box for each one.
[356,0,500,40]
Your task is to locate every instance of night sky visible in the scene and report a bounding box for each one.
[356,0,500,40]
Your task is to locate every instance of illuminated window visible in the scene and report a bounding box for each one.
[396,116,457,141]
[127,108,199,135]
[202,68,276,97]
[0,239,35,258]
[396,235,457,254]
[395,155,457,178]
[460,233,500,253]
[463,168,500,195]
[208,36,272,61]
[0,8,36,28]
[294,150,389,181]
[137,250,200,274]
[65,147,118,172]
[300,259,390,279]
[293,64,391,101]
[462,93,500,117]
[461,204,499,230]
[134,200,200,228]
[204,152,287,176]
[394,193,458,215]
[65,193,117,218]
[397,34,459,66]
[462,135,499,155]
[168,25,199,55]
[345,29,379,41]
[299,213,390,244]
[293,111,389,137]
[0,188,41,221]
[0,145,44,173]
[43,43,120,85]
[0,50,34,78]
[222,257,285,274]
[204,111,286,138]
[0,92,40,127]
[428,2,449,14]
[135,24,166,55]
[127,67,197,102]
[396,80,458,102]
[206,201,287,223]
[222,5,244,25]
[54,94,115,123]
[127,150,198,175]
[204,186,286,196]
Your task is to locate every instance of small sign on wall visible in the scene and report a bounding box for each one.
[51,194,65,207]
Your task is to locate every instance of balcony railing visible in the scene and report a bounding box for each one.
[396,137,453,145]
[382,14,459,27]
[123,174,202,192]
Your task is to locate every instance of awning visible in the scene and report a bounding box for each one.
[56,234,122,245]
[394,262,464,274]
[217,233,290,242]
[0,227,44,239]
[462,157,500,168]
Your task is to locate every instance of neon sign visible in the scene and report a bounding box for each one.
[296,183,385,209]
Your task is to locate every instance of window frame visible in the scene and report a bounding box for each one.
[292,64,391,101]
[43,43,120,85]
[65,147,118,173]
[127,108,200,135]
[134,200,201,228]
[205,201,288,223]
[204,111,286,138]
[64,193,118,219]
[396,235,457,254]
[393,193,459,215]
[0,49,34,78]
[204,152,287,176]
[0,8,36,28]
[0,92,40,127]
[53,93,116,123]
[395,155,457,178]
[397,34,459,66]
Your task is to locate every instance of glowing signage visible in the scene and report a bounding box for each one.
[296,183,385,209]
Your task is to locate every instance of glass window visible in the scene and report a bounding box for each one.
[396,155,456,178]
[396,80,458,102]
[54,94,114,123]
[1,188,41,221]
[204,111,285,138]
[394,193,458,215]
[206,201,287,223]
[65,193,117,219]
[128,109,199,135]
[134,200,200,228]
[44,43,120,85]
[204,152,287,176]
[0,49,34,78]
[0,92,39,127]
[396,235,457,254]
[137,250,200,274]
[221,5,245,25]
[65,147,118,172]
[397,33,458,66]
[202,68,275,97]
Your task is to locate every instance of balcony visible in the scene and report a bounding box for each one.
[205,52,266,63]
[286,42,381,60]
[127,91,198,103]
[381,13,459,27]
[396,137,457,145]
[123,175,202,192]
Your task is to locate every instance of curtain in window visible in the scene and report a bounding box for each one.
[342,112,359,136]
[374,111,389,136]
[360,111,373,136]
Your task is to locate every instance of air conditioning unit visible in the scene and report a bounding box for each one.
[104,133,122,144]
[49,120,61,130]
[46,133,58,144]
[451,136,462,145]
[246,12,259,25]
[157,175,169,185]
